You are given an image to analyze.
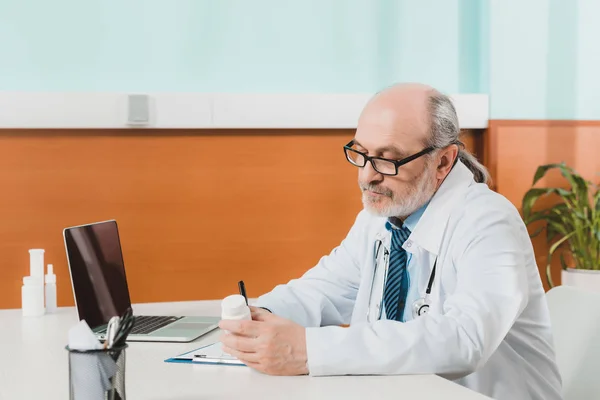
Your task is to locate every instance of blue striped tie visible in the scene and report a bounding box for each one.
[383,225,411,321]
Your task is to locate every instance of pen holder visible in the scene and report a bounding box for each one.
[66,344,127,400]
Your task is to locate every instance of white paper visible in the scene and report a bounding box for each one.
[173,342,244,365]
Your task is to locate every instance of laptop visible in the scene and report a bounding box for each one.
[63,219,220,342]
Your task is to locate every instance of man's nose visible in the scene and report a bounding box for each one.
[359,160,383,184]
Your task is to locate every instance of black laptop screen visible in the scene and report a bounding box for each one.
[64,221,132,329]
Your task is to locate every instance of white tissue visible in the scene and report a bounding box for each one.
[68,320,103,351]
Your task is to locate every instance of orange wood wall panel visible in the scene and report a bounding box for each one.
[0,128,482,309]
[0,129,364,310]
[460,129,485,164]
[487,121,600,289]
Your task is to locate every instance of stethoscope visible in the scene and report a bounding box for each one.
[366,238,437,322]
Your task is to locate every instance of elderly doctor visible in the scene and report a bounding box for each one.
[219,83,563,400]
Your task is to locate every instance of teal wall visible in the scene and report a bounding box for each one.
[0,0,484,94]
[1,0,598,119]
[489,0,549,120]
[574,0,600,120]
[489,0,600,120]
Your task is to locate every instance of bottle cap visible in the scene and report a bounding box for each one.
[221,295,249,319]
[45,264,56,284]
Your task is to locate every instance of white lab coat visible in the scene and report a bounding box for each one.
[257,160,563,400]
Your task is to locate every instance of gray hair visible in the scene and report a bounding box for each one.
[426,92,490,184]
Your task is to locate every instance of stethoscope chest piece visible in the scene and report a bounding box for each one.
[412,297,430,318]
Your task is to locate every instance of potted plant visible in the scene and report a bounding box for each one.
[522,162,600,290]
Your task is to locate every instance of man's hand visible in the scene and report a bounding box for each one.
[219,308,308,376]
[248,306,272,317]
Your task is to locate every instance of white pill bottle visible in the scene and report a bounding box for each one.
[22,276,45,317]
[221,294,251,321]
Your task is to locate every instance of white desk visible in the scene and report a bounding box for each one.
[0,301,491,400]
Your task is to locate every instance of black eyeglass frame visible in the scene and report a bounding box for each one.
[343,140,436,176]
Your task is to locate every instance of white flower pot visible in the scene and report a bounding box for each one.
[561,268,600,292]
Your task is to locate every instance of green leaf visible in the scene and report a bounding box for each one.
[546,220,570,240]
[532,163,565,186]
[522,188,559,220]
[529,225,545,238]
[546,263,555,288]
[524,210,551,225]
[550,203,570,216]
[560,165,591,208]
[524,206,573,242]
[560,251,569,270]
[556,188,573,198]
[549,231,575,255]
[546,224,560,243]
[550,203,569,214]
[572,246,595,269]
[546,231,576,288]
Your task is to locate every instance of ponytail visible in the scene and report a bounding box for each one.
[458,148,490,184]
[427,91,491,185]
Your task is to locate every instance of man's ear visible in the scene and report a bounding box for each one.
[436,145,459,180]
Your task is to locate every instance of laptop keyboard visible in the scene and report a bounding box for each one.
[130,315,183,335]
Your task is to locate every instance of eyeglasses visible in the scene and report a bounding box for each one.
[343,140,435,176]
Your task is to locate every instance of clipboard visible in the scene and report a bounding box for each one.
[164,342,246,366]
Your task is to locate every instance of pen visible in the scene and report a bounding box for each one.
[238,280,248,305]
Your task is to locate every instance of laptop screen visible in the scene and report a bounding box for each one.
[64,220,132,329]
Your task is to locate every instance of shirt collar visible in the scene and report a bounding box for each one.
[385,201,429,233]
[404,201,428,232]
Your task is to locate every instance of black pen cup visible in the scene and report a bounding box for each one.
[66,344,128,400]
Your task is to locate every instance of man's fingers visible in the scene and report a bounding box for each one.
[249,306,272,320]
[249,306,268,313]
[222,345,260,364]
[252,311,276,322]
[220,332,258,353]
[218,319,262,337]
